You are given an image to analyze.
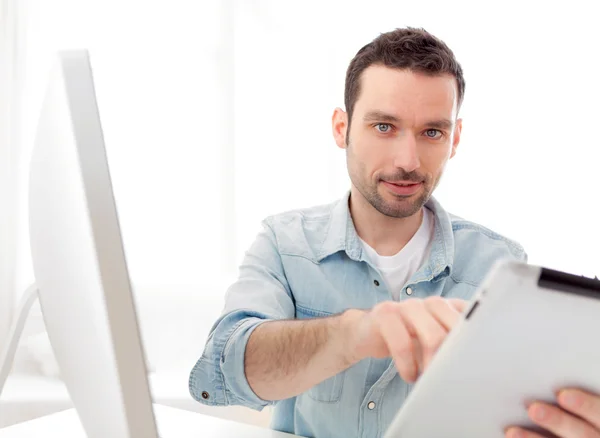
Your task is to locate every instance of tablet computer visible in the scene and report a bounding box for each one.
[384,258,600,438]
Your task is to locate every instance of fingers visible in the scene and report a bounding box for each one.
[526,401,600,438]
[505,391,600,438]
[370,298,467,383]
[398,300,448,373]
[374,303,419,383]
[557,388,600,431]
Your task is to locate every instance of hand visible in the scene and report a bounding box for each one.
[349,297,468,383]
[506,388,600,438]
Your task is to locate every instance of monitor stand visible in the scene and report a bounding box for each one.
[0,284,40,397]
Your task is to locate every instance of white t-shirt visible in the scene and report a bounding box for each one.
[359,207,435,300]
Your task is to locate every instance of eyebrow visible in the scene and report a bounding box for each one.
[363,111,454,130]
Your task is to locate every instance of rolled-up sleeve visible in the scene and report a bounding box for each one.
[188,218,295,410]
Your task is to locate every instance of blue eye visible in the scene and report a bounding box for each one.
[375,123,392,133]
[425,129,442,139]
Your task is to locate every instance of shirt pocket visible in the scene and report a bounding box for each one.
[295,304,346,403]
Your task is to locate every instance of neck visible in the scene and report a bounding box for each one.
[349,187,424,256]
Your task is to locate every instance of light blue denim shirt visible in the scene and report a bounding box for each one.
[189,192,527,438]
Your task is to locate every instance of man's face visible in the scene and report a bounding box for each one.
[333,65,462,218]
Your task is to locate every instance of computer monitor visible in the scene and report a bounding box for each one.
[27,50,158,437]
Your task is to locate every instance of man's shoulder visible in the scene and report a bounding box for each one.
[445,211,527,287]
[260,198,340,260]
[447,212,526,260]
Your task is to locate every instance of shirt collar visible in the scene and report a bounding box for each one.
[316,191,455,282]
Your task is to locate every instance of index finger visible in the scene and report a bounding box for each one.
[376,309,419,383]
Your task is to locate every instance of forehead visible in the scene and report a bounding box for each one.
[354,65,458,121]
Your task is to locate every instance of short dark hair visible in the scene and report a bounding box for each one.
[344,27,466,126]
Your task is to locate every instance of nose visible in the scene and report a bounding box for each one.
[392,132,420,172]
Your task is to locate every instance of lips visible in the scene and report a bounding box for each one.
[388,182,419,186]
[382,180,423,196]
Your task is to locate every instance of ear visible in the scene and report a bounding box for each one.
[332,107,348,149]
[450,118,462,159]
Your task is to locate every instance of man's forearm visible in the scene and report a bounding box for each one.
[244,309,364,401]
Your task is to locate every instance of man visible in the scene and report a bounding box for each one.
[189,27,600,438]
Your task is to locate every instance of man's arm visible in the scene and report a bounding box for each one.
[245,309,363,401]
[245,298,468,401]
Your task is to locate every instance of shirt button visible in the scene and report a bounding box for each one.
[373,280,380,286]
[201,391,210,400]
[406,287,413,295]
[367,401,376,410]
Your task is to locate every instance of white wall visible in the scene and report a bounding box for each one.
[15,0,229,292]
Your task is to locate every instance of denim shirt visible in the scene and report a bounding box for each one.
[189,192,527,438]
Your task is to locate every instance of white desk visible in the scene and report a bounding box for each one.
[0,404,300,438]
